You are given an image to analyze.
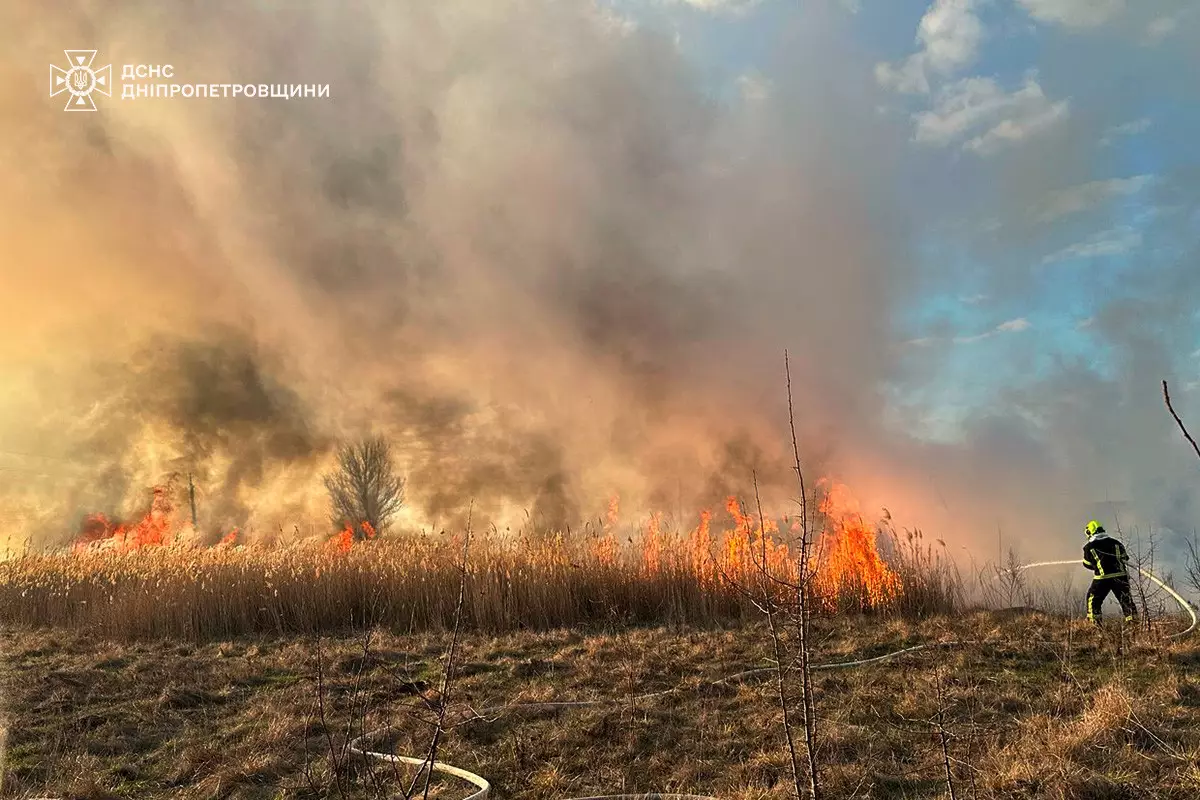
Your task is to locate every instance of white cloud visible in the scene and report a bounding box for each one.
[963,100,1068,154]
[593,6,638,35]
[876,59,932,95]
[996,318,1031,333]
[918,0,984,73]
[1145,15,1179,41]
[913,77,1011,145]
[1100,117,1151,146]
[908,318,1032,347]
[1034,174,1155,222]
[953,317,1031,344]
[665,0,762,14]
[913,75,1068,154]
[960,293,988,305]
[1041,225,1142,264]
[876,0,983,95]
[1016,0,1126,29]
[736,71,771,103]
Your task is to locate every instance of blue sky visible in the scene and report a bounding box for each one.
[606,0,1200,440]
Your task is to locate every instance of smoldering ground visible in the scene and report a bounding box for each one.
[0,1,1197,570]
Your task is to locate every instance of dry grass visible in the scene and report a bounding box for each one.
[0,511,950,641]
[5,507,1194,798]
[2,613,1198,799]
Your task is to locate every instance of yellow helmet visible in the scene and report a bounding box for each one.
[1085,520,1105,537]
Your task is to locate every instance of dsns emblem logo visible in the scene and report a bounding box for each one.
[50,50,112,111]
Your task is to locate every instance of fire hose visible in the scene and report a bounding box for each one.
[349,562,1195,799]
[1006,560,1197,639]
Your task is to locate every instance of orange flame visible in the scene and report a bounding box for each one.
[815,481,900,609]
[625,482,899,609]
[689,509,713,583]
[73,485,177,553]
[642,512,665,575]
[328,523,355,553]
[605,495,620,528]
[73,483,241,554]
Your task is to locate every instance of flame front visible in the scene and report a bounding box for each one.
[629,481,900,610]
[65,479,901,612]
[71,482,237,553]
[73,485,177,553]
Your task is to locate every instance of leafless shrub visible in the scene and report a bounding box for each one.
[996,548,1031,609]
[1125,526,1169,633]
[324,435,405,539]
[1184,533,1200,599]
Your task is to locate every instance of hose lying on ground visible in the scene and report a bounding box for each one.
[350,560,1196,799]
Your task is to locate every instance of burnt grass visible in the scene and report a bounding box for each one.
[2,612,1199,799]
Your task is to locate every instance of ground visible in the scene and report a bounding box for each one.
[2,612,1198,799]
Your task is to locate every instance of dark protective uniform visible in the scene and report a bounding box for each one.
[1082,534,1138,623]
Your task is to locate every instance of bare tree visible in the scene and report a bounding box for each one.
[324,436,405,540]
[1163,380,1200,461]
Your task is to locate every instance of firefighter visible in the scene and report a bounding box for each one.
[1081,520,1138,624]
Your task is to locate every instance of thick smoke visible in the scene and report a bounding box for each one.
[0,1,1196,575]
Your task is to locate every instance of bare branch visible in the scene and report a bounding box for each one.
[1163,380,1200,462]
[754,473,805,800]
[783,350,821,800]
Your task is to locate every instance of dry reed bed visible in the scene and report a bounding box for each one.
[0,524,962,641]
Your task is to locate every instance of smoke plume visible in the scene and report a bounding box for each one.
[1,1,1197,575]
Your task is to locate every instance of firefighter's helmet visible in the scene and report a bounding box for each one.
[1085,520,1105,537]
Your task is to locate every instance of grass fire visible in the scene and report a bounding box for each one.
[0,433,1197,798]
[4,0,1200,797]
[0,477,920,640]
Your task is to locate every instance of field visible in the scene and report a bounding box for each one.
[3,612,1199,799]
[1,495,1197,799]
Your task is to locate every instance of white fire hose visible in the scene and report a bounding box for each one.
[349,562,1195,799]
[1006,560,1197,639]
